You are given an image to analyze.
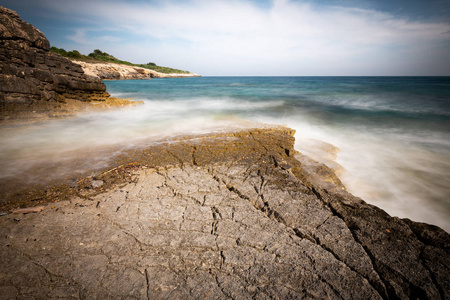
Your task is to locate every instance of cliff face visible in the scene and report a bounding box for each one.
[0,126,448,299]
[73,60,201,80]
[0,6,139,123]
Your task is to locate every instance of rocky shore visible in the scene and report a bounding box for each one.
[73,60,201,80]
[0,6,141,124]
[1,126,449,299]
[0,5,449,300]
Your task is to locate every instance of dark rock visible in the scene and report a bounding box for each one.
[0,6,116,123]
[0,7,49,50]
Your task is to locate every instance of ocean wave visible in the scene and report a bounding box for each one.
[138,98,285,113]
[228,83,258,87]
[309,94,450,117]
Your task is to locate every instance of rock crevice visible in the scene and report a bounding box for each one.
[2,127,446,299]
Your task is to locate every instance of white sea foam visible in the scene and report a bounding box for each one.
[308,94,450,116]
[137,97,284,112]
[0,102,256,182]
[257,114,450,232]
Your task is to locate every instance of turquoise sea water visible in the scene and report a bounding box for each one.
[105,76,450,231]
[0,77,448,231]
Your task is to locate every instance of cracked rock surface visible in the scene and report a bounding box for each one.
[0,126,448,299]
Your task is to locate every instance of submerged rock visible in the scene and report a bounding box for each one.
[0,126,448,299]
[0,6,140,123]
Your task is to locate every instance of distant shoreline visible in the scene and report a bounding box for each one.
[73,60,201,80]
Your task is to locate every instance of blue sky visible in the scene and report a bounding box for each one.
[2,0,450,75]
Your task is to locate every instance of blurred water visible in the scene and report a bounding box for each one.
[1,76,449,231]
[108,76,450,232]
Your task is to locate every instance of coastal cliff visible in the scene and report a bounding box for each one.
[0,6,140,123]
[0,126,449,299]
[73,60,201,80]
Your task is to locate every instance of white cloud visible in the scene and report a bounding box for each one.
[65,28,123,47]
[66,29,89,45]
[44,0,450,75]
[99,35,122,43]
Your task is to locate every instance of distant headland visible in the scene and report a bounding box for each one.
[51,47,201,80]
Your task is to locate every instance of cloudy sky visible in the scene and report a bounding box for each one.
[3,0,450,75]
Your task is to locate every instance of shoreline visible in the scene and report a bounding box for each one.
[73,60,201,80]
[0,124,300,211]
[1,123,448,299]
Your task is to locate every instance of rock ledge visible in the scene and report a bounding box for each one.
[0,126,448,299]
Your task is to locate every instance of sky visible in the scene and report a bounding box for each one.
[2,0,450,76]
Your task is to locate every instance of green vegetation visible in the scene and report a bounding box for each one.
[49,47,84,60]
[50,47,190,74]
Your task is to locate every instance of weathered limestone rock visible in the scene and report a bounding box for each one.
[0,6,140,123]
[0,126,448,299]
[74,60,201,80]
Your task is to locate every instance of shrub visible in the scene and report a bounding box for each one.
[66,50,83,59]
[50,46,67,56]
[49,47,190,74]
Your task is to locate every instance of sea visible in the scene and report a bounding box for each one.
[2,76,449,232]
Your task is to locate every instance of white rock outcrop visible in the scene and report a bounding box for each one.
[73,60,201,80]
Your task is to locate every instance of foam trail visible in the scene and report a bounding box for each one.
[267,115,450,232]
[0,103,256,182]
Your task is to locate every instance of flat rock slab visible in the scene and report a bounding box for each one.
[0,127,449,299]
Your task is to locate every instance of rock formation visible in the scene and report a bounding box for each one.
[0,126,448,299]
[0,6,139,123]
[74,60,201,80]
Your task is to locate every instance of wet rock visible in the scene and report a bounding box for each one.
[91,180,104,188]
